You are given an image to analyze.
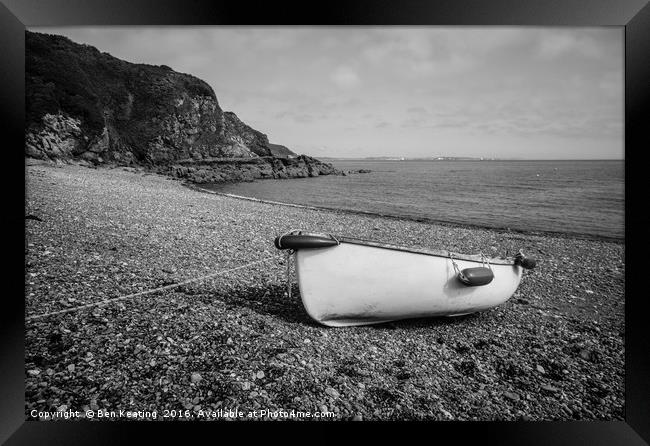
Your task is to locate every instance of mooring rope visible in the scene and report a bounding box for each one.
[286,249,295,299]
[25,255,282,322]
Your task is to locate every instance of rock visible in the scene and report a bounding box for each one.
[503,391,520,401]
[352,414,363,421]
[560,404,573,417]
[190,372,203,383]
[439,407,454,419]
[256,371,265,379]
[536,365,546,374]
[325,387,340,398]
[579,349,592,361]
[67,364,75,373]
[541,384,559,393]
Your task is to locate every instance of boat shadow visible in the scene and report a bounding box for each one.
[369,313,483,330]
[218,283,316,326]
[218,282,486,329]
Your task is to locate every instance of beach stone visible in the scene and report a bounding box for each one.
[439,407,453,419]
[190,372,203,383]
[503,392,520,401]
[579,349,592,361]
[541,384,559,393]
[325,387,340,398]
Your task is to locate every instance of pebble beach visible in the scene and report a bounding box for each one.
[25,161,625,421]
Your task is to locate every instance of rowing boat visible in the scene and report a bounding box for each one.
[274,230,536,327]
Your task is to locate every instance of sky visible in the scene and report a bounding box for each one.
[31,26,624,159]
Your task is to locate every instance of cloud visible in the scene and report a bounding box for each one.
[274,110,315,123]
[598,70,623,98]
[407,106,429,115]
[331,66,360,88]
[537,31,602,59]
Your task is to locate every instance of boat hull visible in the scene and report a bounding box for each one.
[295,242,522,327]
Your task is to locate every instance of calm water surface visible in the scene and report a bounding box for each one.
[205,160,624,240]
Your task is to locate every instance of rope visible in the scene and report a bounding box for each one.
[449,251,469,283]
[286,249,295,299]
[25,255,281,322]
[449,251,461,274]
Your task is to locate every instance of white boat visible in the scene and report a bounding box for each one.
[274,230,536,327]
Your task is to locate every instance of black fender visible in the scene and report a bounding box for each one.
[458,267,494,286]
[274,234,340,250]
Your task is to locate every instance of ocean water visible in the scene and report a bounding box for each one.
[204,160,624,240]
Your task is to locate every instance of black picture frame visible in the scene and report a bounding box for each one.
[2,0,649,443]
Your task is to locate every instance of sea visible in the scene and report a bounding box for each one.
[204,160,624,241]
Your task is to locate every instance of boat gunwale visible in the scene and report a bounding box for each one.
[336,235,516,266]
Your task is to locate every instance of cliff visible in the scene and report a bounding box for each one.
[25,31,339,182]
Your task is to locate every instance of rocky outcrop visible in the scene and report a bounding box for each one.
[25,31,340,181]
[25,113,86,160]
[168,155,340,183]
